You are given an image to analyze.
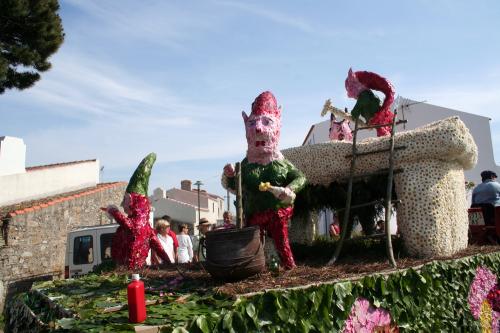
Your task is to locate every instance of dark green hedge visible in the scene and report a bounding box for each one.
[186,252,500,332]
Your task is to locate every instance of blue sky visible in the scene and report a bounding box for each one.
[2,0,500,202]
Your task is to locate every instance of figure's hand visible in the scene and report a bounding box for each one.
[223,163,235,177]
[102,205,119,218]
[266,186,296,205]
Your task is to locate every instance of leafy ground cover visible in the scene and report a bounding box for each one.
[7,240,500,332]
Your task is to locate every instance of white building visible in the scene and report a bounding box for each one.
[150,180,225,235]
[0,136,100,206]
[302,97,499,236]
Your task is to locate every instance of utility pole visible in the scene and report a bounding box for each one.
[226,189,230,212]
[194,180,203,228]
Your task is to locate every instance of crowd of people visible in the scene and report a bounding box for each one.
[150,211,235,265]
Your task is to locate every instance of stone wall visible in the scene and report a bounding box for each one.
[0,182,126,311]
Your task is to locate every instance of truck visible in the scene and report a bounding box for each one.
[64,224,118,278]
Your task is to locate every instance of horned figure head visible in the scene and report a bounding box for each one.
[242,91,283,164]
[329,113,353,141]
[345,68,368,99]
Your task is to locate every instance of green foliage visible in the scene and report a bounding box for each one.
[292,234,405,263]
[0,0,64,93]
[92,260,117,274]
[184,251,499,332]
[8,252,500,332]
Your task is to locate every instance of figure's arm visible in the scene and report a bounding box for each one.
[150,233,171,264]
[259,161,307,205]
[106,206,133,231]
[350,90,381,121]
[221,163,237,194]
[285,161,307,194]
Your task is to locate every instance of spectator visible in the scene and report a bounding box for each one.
[152,218,175,264]
[176,224,193,263]
[222,211,236,229]
[472,170,500,207]
[193,218,214,262]
[161,215,178,258]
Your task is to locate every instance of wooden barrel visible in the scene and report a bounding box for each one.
[204,226,265,281]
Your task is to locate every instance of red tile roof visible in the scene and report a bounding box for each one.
[25,159,97,172]
[1,182,126,219]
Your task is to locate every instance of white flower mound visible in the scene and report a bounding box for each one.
[282,117,478,257]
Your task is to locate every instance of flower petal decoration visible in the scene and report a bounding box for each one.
[343,297,393,333]
[468,266,497,320]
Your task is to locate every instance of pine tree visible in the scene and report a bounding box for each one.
[0,0,64,93]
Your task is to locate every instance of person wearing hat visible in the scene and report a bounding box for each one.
[221,91,306,269]
[102,153,171,269]
[472,170,500,207]
[193,218,213,261]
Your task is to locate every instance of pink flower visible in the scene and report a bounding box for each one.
[343,297,393,333]
[468,267,497,320]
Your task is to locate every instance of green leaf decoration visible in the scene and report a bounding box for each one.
[6,250,500,332]
[195,315,210,333]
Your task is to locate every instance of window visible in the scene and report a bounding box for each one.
[73,235,93,265]
[100,233,114,261]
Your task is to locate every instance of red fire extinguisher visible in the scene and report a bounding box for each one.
[127,274,147,323]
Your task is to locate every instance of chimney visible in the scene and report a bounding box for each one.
[181,179,192,191]
[0,136,26,176]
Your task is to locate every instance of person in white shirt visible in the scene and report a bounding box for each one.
[152,218,175,264]
[176,224,193,263]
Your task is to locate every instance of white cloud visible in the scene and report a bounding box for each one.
[214,0,314,33]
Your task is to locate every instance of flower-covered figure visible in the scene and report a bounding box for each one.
[221,91,306,269]
[468,266,500,332]
[345,68,395,137]
[104,153,171,270]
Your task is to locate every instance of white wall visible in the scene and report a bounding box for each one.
[0,160,99,206]
[0,136,26,176]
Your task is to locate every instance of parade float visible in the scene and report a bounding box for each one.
[5,70,500,333]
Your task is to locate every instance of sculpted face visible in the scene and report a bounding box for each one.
[243,112,281,157]
[329,119,353,141]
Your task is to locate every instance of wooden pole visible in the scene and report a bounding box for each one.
[384,111,398,268]
[235,162,243,229]
[328,118,359,265]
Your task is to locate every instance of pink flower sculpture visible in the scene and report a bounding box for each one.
[343,297,393,333]
[468,266,499,332]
